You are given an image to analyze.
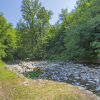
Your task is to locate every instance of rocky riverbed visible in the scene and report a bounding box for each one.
[7,61,100,96]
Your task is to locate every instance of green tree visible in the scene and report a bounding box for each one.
[0,13,17,61]
[64,0,100,60]
[16,0,52,60]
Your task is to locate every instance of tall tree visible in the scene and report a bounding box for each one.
[0,13,17,60]
[17,0,52,60]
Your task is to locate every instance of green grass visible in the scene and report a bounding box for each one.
[0,67,16,81]
[0,63,98,100]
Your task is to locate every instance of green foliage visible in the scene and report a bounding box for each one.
[25,67,44,78]
[16,0,52,60]
[0,43,6,59]
[0,14,17,61]
[45,0,100,60]
[0,0,99,61]
[91,41,100,57]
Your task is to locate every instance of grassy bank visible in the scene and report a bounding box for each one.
[0,64,98,100]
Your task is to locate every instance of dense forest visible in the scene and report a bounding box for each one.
[0,0,100,61]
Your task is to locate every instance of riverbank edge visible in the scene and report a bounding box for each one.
[5,60,100,99]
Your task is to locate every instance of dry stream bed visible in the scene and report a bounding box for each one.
[7,61,100,97]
